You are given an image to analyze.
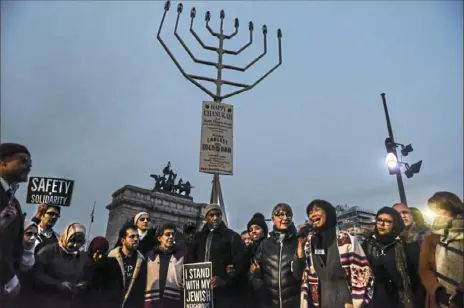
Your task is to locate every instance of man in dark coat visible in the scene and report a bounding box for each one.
[91,223,147,308]
[0,143,31,299]
[186,203,245,308]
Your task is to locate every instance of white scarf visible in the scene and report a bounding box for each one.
[38,224,55,239]
[433,216,464,307]
[22,219,37,271]
[138,229,148,240]
[21,247,35,271]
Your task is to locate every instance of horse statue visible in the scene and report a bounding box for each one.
[164,170,177,192]
[173,178,183,193]
[179,181,194,197]
[150,174,165,190]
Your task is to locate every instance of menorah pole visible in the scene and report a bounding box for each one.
[209,13,229,226]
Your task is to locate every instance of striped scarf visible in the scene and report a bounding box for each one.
[433,216,464,308]
[145,249,184,307]
[300,230,374,308]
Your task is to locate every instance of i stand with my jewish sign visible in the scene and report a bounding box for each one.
[26,176,74,207]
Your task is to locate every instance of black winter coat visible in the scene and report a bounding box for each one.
[137,229,157,255]
[0,185,24,294]
[186,222,245,307]
[251,227,301,308]
[90,248,147,308]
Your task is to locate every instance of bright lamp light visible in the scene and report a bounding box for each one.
[421,208,436,223]
[386,153,398,169]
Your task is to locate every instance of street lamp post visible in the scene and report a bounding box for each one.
[380,93,408,205]
[157,0,283,225]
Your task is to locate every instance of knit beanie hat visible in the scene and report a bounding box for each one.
[134,212,149,225]
[204,203,221,218]
[247,212,269,237]
[0,143,30,159]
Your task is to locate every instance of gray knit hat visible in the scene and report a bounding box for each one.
[204,203,221,218]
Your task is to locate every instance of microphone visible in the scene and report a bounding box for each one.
[296,223,313,238]
[4,183,20,219]
[9,183,19,203]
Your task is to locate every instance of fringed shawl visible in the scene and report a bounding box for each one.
[300,230,374,308]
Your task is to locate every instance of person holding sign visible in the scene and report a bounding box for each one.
[145,222,185,308]
[0,142,32,300]
[185,203,245,308]
[32,203,61,253]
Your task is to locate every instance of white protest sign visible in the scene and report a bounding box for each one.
[199,101,233,175]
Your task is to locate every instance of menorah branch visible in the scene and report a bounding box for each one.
[222,27,267,72]
[157,3,216,99]
[206,21,219,38]
[157,0,282,102]
[190,8,217,52]
[188,74,217,84]
[188,74,250,89]
[174,4,218,68]
[221,30,282,100]
[223,22,253,56]
[224,26,238,40]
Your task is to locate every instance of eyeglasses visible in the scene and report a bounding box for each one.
[10,154,32,165]
[139,217,150,222]
[376,218,393,226]
[207,212,222,218]
[46,212,60,218]
[274,212,292,219]
[69,237,86,244]
[163,232,175,238]
[25,231,38,237]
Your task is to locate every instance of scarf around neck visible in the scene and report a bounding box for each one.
[21,246,35,270]
[433,215,464,300]
[38,224,55,239]
[59,223,86,256]
[22,220,37,270]
[138,229,148,240]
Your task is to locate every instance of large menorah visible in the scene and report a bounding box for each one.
[157,0,282,225]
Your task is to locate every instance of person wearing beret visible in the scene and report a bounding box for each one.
[0,142,32,299]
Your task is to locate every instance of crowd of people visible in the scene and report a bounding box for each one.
[1,142,463,308]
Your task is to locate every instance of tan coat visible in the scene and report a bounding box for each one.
[419,234,440,308]
[420,232,464,308]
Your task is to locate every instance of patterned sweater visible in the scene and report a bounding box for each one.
[300,230,374,308]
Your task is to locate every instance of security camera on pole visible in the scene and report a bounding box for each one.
[381,93,423,205]
[157,0,283,226]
